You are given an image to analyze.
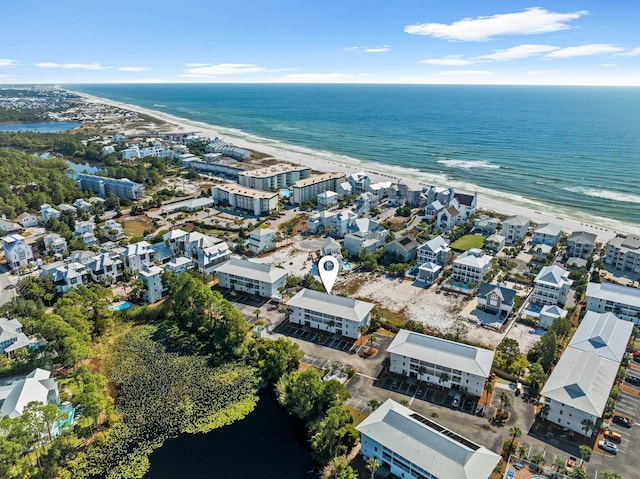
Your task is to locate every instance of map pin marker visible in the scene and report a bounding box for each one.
[318,256,340,294]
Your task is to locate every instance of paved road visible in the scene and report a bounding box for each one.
[0,265,18,306]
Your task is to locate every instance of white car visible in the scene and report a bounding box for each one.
[598,440,618,454]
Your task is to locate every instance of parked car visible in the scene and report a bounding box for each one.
[625,375,640,385]
[598,440,618,454]
[604,430,622,443]
[612,415,632,428]
[451,392,461,409]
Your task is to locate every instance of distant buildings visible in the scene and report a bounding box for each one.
[291,172,347,205]
[605,234,640,273]
[452,249,492,284]
[501,215,530,245]
[216,258,287,298]
[586,282,640,325]
[388,329,495,397]
[211,183,278,216]
[2,234,33,269]
[205,138,251,160]
[566,231,597,259]
[531,265,572,307]
[357,399,500,479]
[286,288,374,339]
[77,173,145,200]
[238,164,311,191]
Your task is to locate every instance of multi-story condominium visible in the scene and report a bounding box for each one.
[586,282,640,325]
[87,252,124,285]
[604,234,640,273]
[248,228,276,255]
[532,223,562,246]
[211,184,278,216]
[291,172,347,205]
[541,311,632,436]
[238,164,311,191]
[476,282,517,319]
[77,173,145,200]
[163,229,188,254]
[388,329,495,397]
[43,233,68,257]
[531,265,572,307]
[2,234,33,269]
[452,249,492,284]
[566,231,597,259]
[357,399,500,479]
[216,258,287,298]
[501,215,530,245]
[120,241,154,273]
[139,266,165,304]
[416,235,450,267]
[40,203,60,223]
[286,288,374,339]
[0,318,30,358]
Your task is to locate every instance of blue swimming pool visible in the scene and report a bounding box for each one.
[343,262,353,270]
[54,405,75,435]
[109,301,133,311]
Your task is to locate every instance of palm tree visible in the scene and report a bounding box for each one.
[498,391,511,411]
[599,472,623,479]
[580,419,595,437]
[517,443,528,460]
[368,333,377,350]
[417,366,427,381]
[439,372,449,385]
[508,426,522,446]
[571,468,588,479]
[253,308,262,320]
[366,457,380,479]
[578,444,592,464]
[552,456,566,473]
[529,453,545,467]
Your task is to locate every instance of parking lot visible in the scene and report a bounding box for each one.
[276,323,361,354]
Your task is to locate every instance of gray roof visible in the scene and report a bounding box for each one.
[502,215,529,226]
[286,288,374,323]
[534,265,571,287]
[534,223,562,236]
[568,231,597,244]
[387,330,495,378]
[586,282,640,308]
[356,399,500,479]
[477,282,516,306]
[216,258,287,284]
[419,235,449,254]
[569,311,633,362]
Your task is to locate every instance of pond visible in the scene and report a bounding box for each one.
[0,121,82,133]
[145,391,316,479]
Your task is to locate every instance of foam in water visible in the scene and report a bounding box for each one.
[437,159,500,169]
[564,186,640,204]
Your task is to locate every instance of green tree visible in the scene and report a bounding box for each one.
[246,338,303,385]
[366,457,380,479]
[527,362,547,395]
[599,472,623,479]
[509,426,522,447]
[578,444,592,463]
[310,406,357,465]
[497,391,511,412]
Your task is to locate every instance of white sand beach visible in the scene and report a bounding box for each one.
[74,92,621,243]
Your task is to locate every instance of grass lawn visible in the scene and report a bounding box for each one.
[450,234,485,252]
[343,405,368,426]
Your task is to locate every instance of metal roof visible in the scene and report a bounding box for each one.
[216,258,287,284]
[286,288,374,323]
[586,282,640,308]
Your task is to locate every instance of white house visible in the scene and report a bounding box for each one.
[248,228,276,255]
[541,311,632,436]
[101,219,125,241]
[175,232,231,274]
[501,215,529,245]
[164,257,194,274]
[484,233,505,253]
[317,191,339,207]
[16,212,39,228]
[476,282,517,319]
[87,252,124,285]
[531,265,572,307]
[0,369,59,419]
[286,288,374,339]
[416,236,450,267]
[40,203,60,224]
[585,282,640,325]
[388,329,495,397]
[538,304,568,330]
[533,223,562,246]
[139,266,165,304]
[0,318,30,358]
[2,234,33,269]
[452,249,492,285]
[120,145,140,160]
[74,198,93,212]
[216,258,287,298]
[605,234,640,273]
[348,172,371,193]
[42,262,88,293]
[566,231,597,259]
[357,399,500,479]
[121,241,154,273]
[43,233,68,257]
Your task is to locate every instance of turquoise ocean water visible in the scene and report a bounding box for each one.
[67,84,640,230]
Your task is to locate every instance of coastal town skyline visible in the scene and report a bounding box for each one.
[2,1,640,86]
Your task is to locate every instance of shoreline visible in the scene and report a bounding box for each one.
[69,90,625,243]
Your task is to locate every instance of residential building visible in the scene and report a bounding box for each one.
[501,215,530,245]
[178,232,231,273]
[248,228,276,255]
[238,164,311,191]
[211,183,278,216]
[586,282,640,325]
[164,257,194,274]
[452,249,492,284]
[604,234,640,273]
[355,192,377,216]
[566,231,597,259]
[139,266,165,304]
[531,265,572,307]
[0,219,21,234]
[538,305,567,330]
[348,172,371,193]
[73,198,93,212]
[57,204,77,216]
[533,223,562,246]
[0,369,59,419]
[416,262,442,286]
[416,236,450,267]
[337,181,352,198]
[40,203,60,223]
[484,234,505,253]
[287,288,374,339]
[473,215,500,235]
[139,145,165,158]
[120,145,140,160]
[306,210,357,237]
[121,241,154,273]
[16,212,39,228]
[388,330,495,397]
[101,219,125,241]
[425,187,477,231]
[42,262,88,293]
[318,191,339,207]
[205,138,251,160]
[163,229,188,254]
[216,258,287,298]
[357,399,500,479]
[322,237,342,259]
[160,197,214,215]
[0,318,30,358]
[531,243,553,260]
[291,172,347,205]
[384,236,419,263]
[77,173,145,200]
[43,233,68,257]
[79,231,99,248]
[2,234,33,269]
[87,252,124,285]
[343,218,387,257]
[541,311,633,436]
[74,220,95,236]
[476,282,517,319]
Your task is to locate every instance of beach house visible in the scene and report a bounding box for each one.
[248,228,276,255]
[452,249,492,285]
[40,203,60,224]
[585,282,640,325]
[501,215,530,245]
[476,282,517,319]
[139,266,165,304]
[0,318,30,358]
[2,234,33,269]
[604,234,640,273]
[566,231,597,259]
[16,212,39,228]
[533,223,563,246]
[121,241,154,273]
[384,236,419,263]
[416,235,450,267]
[531,265,572,307]
[0,369,60,419]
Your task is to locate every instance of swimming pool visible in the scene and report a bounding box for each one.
[53,405,75,435]
[109,301,133,311]
[343,262,353,270]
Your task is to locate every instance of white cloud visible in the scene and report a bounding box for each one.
[404,7,587,41]
[269,73,367,83]
[0,59,17,68]
[184,63,209,67]
[118,66,150,72]
[419,56,474,66]
[544,44,624,58]
[35,62,111,70]
[433,70,494,77]
[343,46,359,51]
[598,64,616,68]
[364,46,391,53]
[478,44,559,61]
[184,63,267,75]
[617,46,640,57]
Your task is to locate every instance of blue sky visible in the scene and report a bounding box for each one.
[2,0,640,85]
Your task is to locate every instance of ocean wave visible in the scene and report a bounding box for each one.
[564,187,640,204]
[437,159,500,169]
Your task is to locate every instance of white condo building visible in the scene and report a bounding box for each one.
[291,172,347,205]
[211,184,278,216]
[286,288,374,339]
[238,164,311,191]
[586,282,640,325]
[357,399,500,479]
[216,258,287,298]
[387,330,495,397]
[531,265,572,307]
[605,234,640,273]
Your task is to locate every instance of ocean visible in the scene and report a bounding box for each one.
[67,84,640,231]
